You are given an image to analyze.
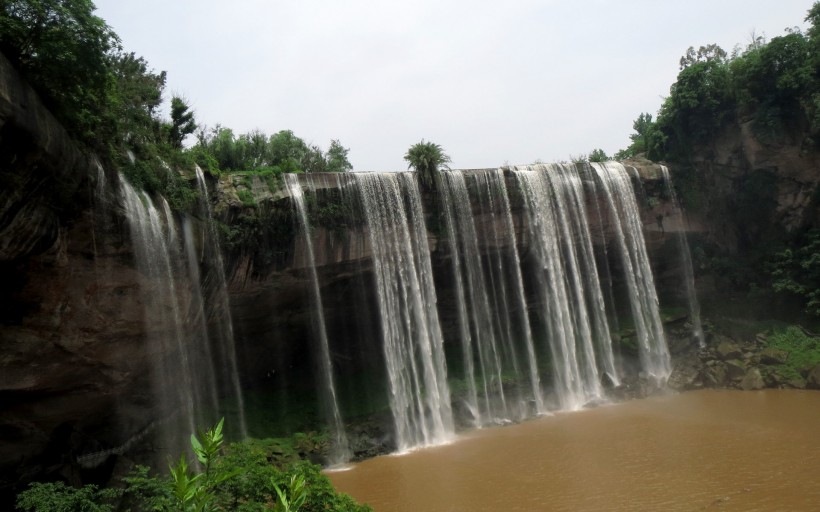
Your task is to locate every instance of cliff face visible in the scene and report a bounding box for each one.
[0,52,704,502]
[0,51,161,493]
[677,119,820,252]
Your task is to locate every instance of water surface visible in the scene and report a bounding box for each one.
[329,390,820,511]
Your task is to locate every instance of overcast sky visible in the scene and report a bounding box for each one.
[93,1,812,171]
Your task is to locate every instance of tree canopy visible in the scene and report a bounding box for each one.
[0,0,353,212]
[404,140,451,191]
[617,2,820,161]
[192,127,352,175]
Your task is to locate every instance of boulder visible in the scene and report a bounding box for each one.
[725,360,747,381]
[717,340,743,360]
[707,365,728,387]
[668,361,701,391]
[788,377,807,389]
[741,368,765,390]
[759,347,789,365]
[807,364,820,390]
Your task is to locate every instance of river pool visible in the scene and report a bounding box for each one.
[329,390,820,511]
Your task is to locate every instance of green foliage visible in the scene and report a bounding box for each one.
[121,465,174,511]
[169,96,197,149]
[0,0,118,147]
[237,189,257,207]
[615,112,666,160]
[325,139,353,172]
[16,481,121,512]
[404,140,451,191]
[273,474,307,512]
[194,126,349,176]
[17,419,370,512]
[678,43,728,70]
[770,229,820,316]
[763,326,820,381]
[620,3,820,160]
[588,148,608,162]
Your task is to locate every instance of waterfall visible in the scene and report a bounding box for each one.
[512,164,611,409]
[354,172,454,452]
[115,161,672,459]
[192,166,247,437]
[439,170,544,424]
[119,172,247,458]
[120,179,200,454]
[284,173,350,464]
[591,162,671,382]
[660,165,704,347]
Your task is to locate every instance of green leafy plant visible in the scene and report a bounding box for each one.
[273,474,307,512]
[763,326,820,381]
[16,419,371,512]
[404,140,451,191]
[15,481,121,512]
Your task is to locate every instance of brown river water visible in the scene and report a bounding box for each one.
[328,390,820,511]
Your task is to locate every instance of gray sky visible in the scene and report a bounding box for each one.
[93,1,812,171]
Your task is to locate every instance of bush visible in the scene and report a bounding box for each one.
[764,326,820,381]
[15,419,370,512]
[16,482,120,512]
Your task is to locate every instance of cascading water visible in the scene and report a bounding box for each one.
[512,164,613,410]
[439,170,544,424]
[280,164,672,452]
[354,172,454,452]
[284,173,350,464]
[119,172,247,457]
[660,165,704,347]
[120,179,200,454]
[471,169,545,415]
[191,167,247,436]
[590,162,671,381]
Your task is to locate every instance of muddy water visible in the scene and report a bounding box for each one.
[329,390,820,511]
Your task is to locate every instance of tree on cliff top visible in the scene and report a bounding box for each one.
[404,140,451,191]
[0,0,118,143]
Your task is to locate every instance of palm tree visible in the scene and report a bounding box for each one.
[404,140,451,191]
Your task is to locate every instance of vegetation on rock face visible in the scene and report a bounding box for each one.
[614,2,820,319]
[404,140,451,191]
[761,326,820,382]
[770,229,820,316]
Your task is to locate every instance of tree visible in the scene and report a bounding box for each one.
[168,96,196,149]
[0,0,118,145]
[107,51,166,148]
[404,140,451,191]
[679,43,728,69]
[588,148,608,162]
[301,144,328,173]
[269,130,309,173]
[325,139,352,172]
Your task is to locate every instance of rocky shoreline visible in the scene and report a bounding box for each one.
[668,327,820,393]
